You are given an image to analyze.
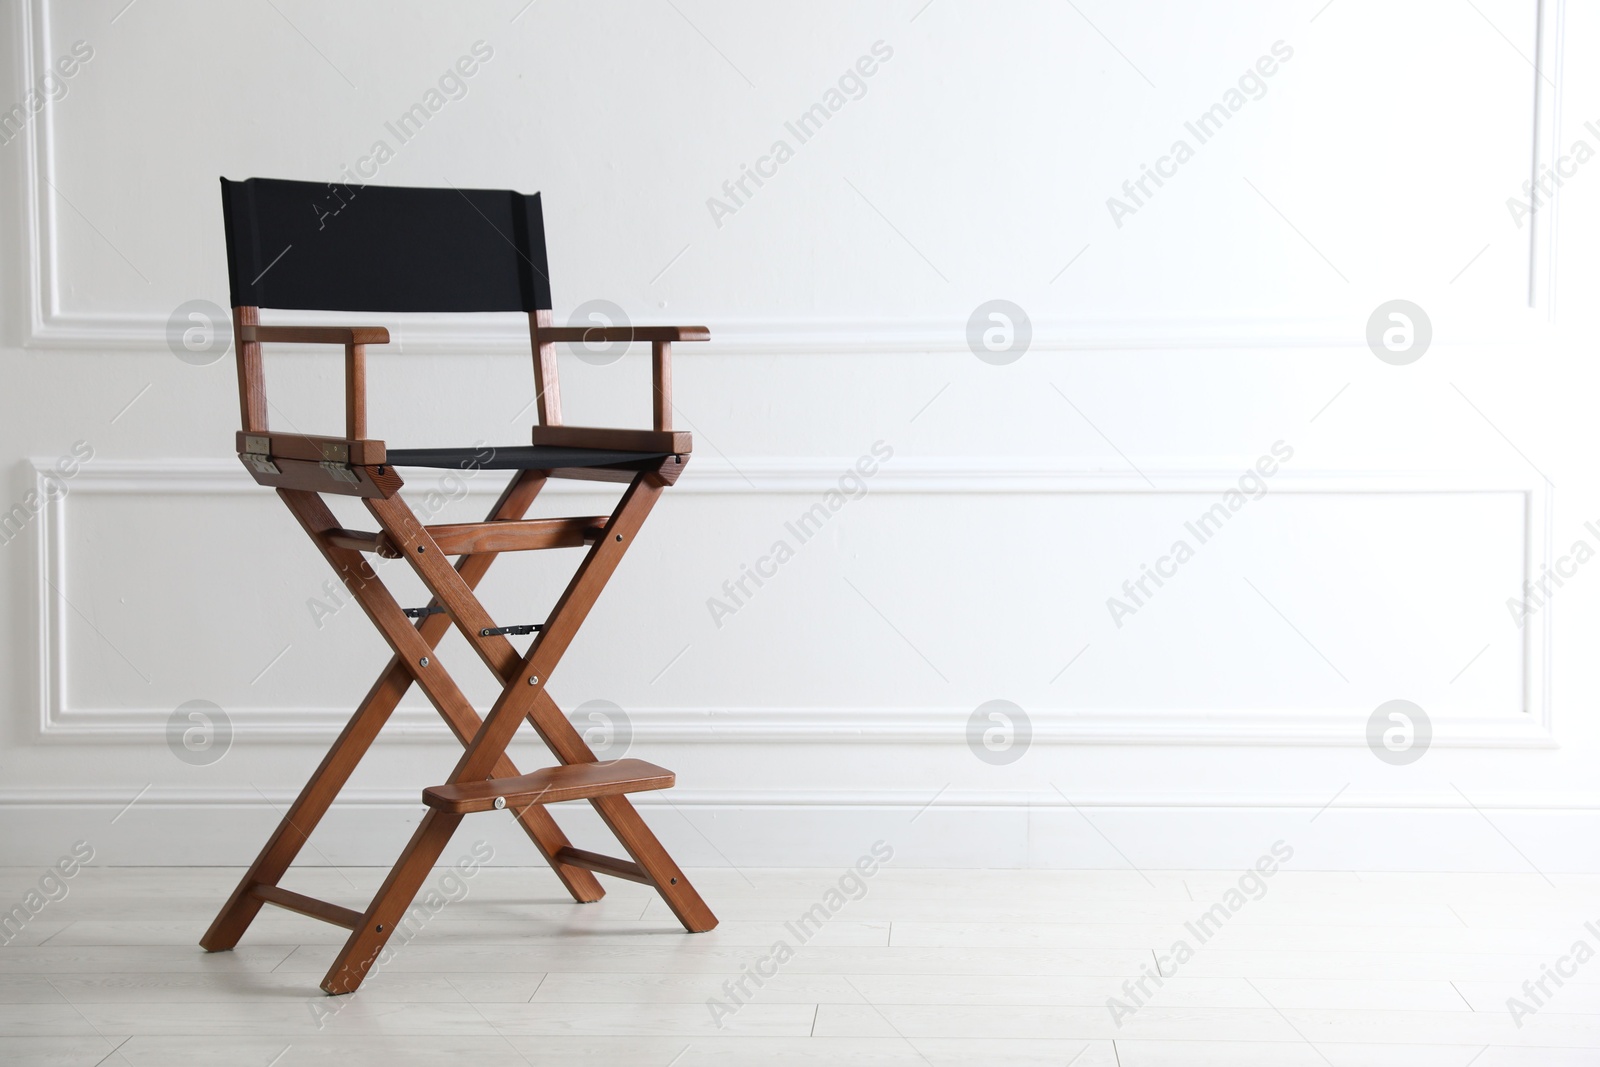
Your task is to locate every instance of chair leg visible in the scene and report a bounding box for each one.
[201,647,604,952]
[201,477,605,955]
[440,471,604,902]
[373,476,718,935]
[280,487,606,903]
[321,808,465,994]
[200,651,410,952]
[591,792,718,932]
[214,466,717,993]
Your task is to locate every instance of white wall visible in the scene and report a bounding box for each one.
[3,0,1599,872]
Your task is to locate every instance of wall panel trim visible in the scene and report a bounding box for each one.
[9,0,1567,353]
[31,457,1553,748]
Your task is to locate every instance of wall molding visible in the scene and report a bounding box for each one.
[1531,0,1567,314]
[31,457,1554,748]
[3,785,1595,811]
[8,0,1567,354]
[4,786,1596,870]
[11,311,1585,356]
[38,706,1559,749]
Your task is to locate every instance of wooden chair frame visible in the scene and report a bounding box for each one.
[200,305,716,995]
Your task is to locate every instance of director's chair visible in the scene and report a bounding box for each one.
[199,177,716,994]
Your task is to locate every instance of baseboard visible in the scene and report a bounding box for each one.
[5,791,1597,873]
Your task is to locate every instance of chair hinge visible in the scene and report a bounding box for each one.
[320,460,360,484]
[242,435,279,475]
[317,439,358,482]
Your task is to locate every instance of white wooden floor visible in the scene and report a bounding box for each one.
[2,865,1598,1065]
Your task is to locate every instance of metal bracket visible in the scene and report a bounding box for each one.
[479,624,542,637]
[320,460,360,484]
[238,438,280,479]
[403,606,446,619]
[242,435,279,475]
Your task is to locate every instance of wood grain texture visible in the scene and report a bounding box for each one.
[231,306,267,432]
[541,455,687,486]
[588,788,717,933]
[531,425,692,454]
[322,810,464,994]
[247,885,361,930]
[542,465,640,485]
[651,340,672,431]
[552,847,652,885]
[237,455,400,499]
[233,431,386,466]
[529,309,562,426]
[345,343,366,440]
[422,759,675,814]
[239,324,390,345]
[536,325,709,342]
[419,516,608,555]
[321,528,402,558]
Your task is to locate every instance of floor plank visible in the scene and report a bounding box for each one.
[1,866,1595,1063]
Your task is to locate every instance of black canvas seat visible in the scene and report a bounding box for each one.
[387,444,673,471]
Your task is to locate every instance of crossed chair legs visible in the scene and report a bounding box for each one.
[199,466,715,994]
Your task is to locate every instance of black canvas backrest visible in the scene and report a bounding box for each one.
[219,177,551,313]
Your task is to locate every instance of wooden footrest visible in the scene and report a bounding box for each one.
[422,758,674,814]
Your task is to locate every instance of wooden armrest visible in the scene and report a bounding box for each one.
[536,324,706,433]
[236,324,386,438]
[532,425,691,454]
[536,325,709,343]
[526,311,705,434]
[236,431,386,465]
[240,324,390,345]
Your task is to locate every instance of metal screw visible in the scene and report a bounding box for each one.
[670,877,678,885]
[494,796,507,810]
[376,923,384,932]
[615,534,623,542]
[417,545,425,553]
[528,675,539,685]
[419,657,429,667]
